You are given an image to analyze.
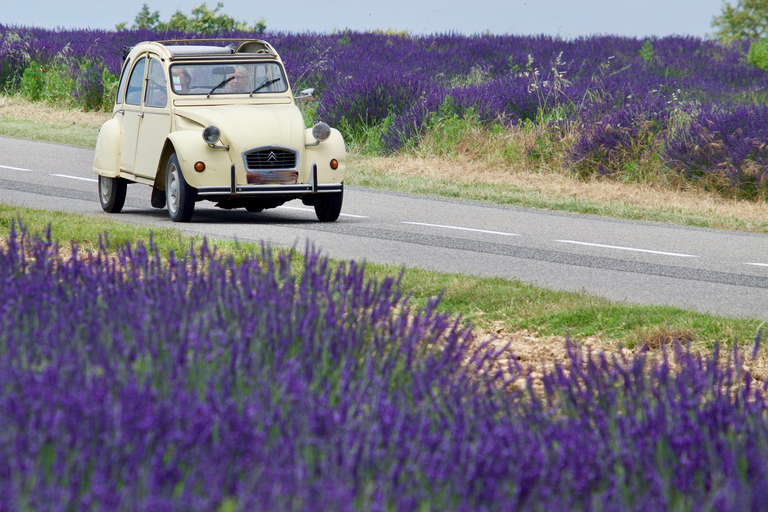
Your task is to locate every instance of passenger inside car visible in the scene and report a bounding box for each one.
[171,67,192,94]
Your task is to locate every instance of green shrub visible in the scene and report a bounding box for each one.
[419,97,483,157]
[747,38,768,69]
[41,65,75,106]
[339,113,391,154]
[19,61,44,101]
[639,39,655,65]
[100,68,119,111]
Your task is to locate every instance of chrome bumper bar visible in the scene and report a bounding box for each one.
[196,163,342,197]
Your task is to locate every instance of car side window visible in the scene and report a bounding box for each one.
[115,57,131,105]
[125,57,147,106]
[144,57,167,108]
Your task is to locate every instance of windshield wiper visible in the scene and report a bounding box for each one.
[249,78,282,96]
[207,76,235,98]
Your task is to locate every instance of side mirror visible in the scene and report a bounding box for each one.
[295,88,315,102]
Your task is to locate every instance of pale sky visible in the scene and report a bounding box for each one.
[4,0,726,38]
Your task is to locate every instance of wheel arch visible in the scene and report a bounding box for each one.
[153,139,177,191]
[93,117,122,178]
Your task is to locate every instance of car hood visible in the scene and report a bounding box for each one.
[174,104,305,151]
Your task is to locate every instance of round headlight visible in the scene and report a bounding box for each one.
[312,122,332,142]
[202,125,221,145]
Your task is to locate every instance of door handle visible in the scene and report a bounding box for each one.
[138,112,144,118]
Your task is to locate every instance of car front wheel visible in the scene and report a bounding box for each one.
[314,186,343,222]
[166,153,196,222]
[98,175,127,213]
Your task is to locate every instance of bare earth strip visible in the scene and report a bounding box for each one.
[468,326,768,395]
[362,155,768,227]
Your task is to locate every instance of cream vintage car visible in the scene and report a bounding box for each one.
[92,39,346,222]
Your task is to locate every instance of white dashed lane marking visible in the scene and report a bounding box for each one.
[402,221,520,237]
[50,174,98,183]
[556,240,699,258]
[278,205,369,218]
[0,164,33,172]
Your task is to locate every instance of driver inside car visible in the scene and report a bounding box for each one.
[228,66,250,93]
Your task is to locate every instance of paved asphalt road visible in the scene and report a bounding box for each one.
[2,135,768,319]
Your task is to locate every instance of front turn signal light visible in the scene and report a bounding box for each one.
[330,159,339,170]
[194,161,206,172]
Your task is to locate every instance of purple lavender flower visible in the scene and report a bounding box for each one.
[0,222,767,510]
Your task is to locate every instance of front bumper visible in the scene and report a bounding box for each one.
[195,163,342,198]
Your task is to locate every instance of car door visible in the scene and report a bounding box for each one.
[134,56,172,180]
[119,55,146,176]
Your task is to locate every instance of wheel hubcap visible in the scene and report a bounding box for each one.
[168,165,180,213]
[99,177,112,204]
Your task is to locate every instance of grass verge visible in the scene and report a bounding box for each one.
[0,116,102,148]
[0,203,763,354]
[347,157,768,235]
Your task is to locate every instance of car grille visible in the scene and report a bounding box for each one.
[244,148,297,171]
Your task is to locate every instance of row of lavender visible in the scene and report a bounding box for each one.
[1,222,767,510]
[2,26,768,195]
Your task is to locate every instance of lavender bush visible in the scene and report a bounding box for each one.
[2,26,768,195]
[1,222,767,511]
[663,105,768,196]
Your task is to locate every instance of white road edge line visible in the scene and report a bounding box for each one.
[556,240,699,258]
[50,174,98,183]
[277,205,369,218]
[0,164,33,172]
[745,262,768,268]
[403,221,520,237]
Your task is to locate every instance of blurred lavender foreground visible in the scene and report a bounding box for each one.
[3,27,768,199]
[0,222,766,511]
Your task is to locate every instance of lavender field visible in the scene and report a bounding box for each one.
[2,26,768,199]
[1,221,768,510]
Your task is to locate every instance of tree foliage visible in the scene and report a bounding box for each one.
[711,0,768,43]
[116,2,266,34]
[747,36,768,68]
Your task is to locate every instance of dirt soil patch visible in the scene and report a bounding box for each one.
[467,325,768,396]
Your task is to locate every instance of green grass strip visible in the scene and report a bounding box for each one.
[0,117,101,149]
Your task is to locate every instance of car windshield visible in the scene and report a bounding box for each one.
[170,61,287,96]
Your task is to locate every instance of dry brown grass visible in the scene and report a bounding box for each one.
[0,96,112,127]
[0,95,110,127]
[359,154,768,227]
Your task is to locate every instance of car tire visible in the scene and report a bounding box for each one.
[314,186,343,222]
[166,153,196,222]
[98,175,127,213]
